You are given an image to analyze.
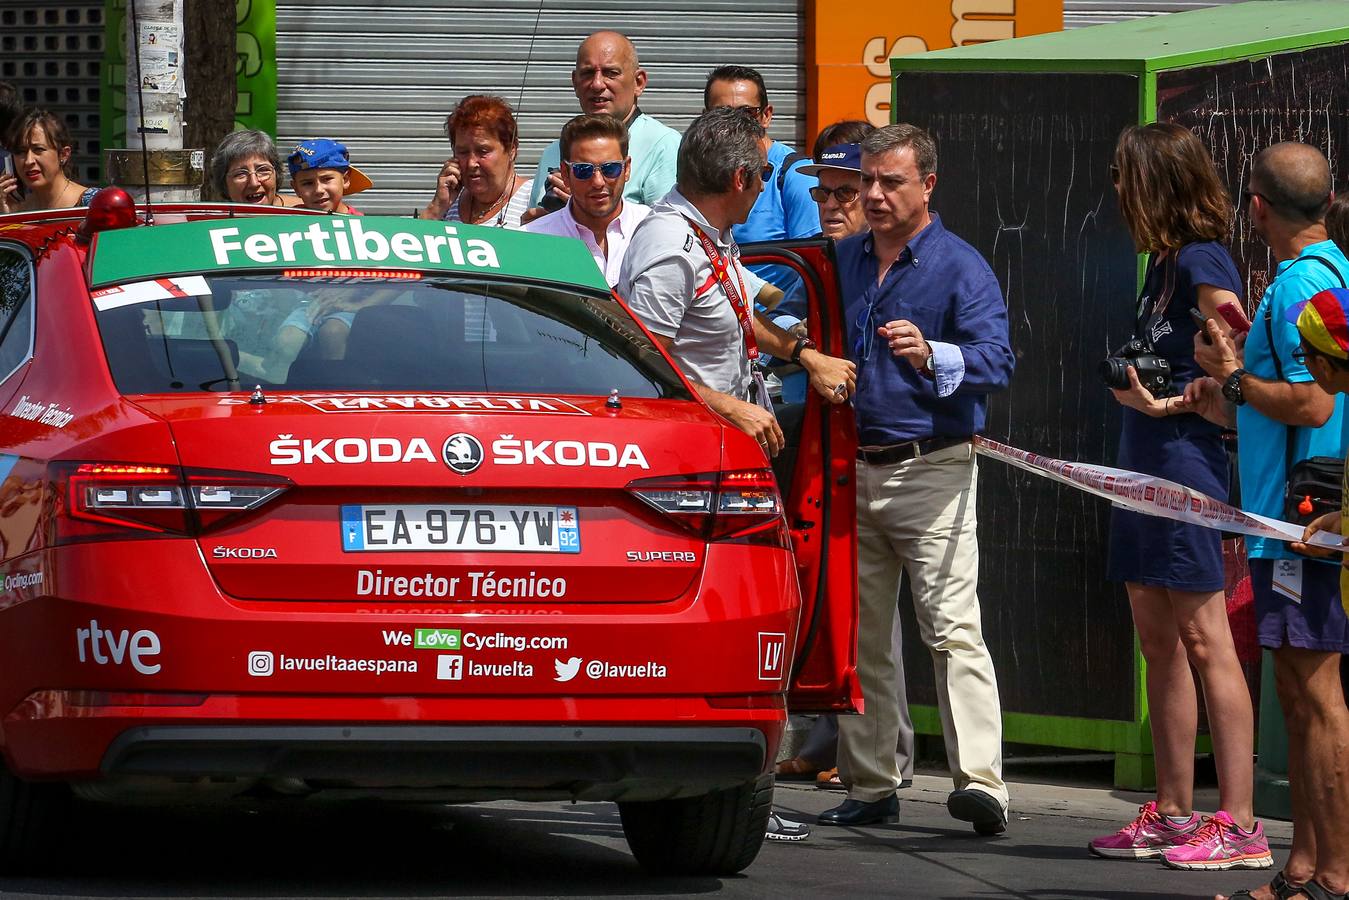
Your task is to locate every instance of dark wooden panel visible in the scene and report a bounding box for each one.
[891,72,1140,722]
[1158,43,1349,308]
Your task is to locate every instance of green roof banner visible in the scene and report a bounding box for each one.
[89,215,612,291]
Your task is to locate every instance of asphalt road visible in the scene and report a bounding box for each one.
[0,772,1292,899]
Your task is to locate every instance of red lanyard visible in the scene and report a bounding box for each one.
[683,217,759,361]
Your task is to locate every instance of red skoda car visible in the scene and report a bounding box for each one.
[0,197,858,874]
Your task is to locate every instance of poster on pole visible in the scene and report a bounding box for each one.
[101,0,278,157]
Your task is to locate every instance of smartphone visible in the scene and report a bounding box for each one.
[540,167,566,213]
[0,150,23,201]
[1190,307,1213,344]
[1217,300,1252,334]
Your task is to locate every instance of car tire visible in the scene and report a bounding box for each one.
[0,761,66,872]
[618,774,773,875]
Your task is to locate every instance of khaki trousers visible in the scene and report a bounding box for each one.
[837,442,1007,806]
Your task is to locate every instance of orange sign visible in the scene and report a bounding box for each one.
[805,0,1062,145]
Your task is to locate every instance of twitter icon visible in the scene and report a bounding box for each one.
[554,657,582,682]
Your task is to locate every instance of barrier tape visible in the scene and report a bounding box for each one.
[972,436,1344,551]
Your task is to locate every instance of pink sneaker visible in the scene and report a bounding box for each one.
[1161,811,1274,871]
[1088,801,1201,859]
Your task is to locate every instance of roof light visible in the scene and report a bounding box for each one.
[78,187,138,240]
[281,269,423,280]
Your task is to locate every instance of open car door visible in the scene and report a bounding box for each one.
[740,239,860,713]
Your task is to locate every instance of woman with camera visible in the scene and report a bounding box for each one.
[1090,123,1272,871]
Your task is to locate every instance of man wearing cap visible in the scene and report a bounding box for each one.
[525,114,648,288]
[1187,142,1349,900]
[286,138,372,215]
[818,123,1014,835]
[524,31,680,220]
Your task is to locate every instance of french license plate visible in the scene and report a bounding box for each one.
[340,504,580,553]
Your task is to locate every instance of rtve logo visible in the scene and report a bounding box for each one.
[758,632,786,681]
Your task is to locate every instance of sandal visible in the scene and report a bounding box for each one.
[765,810,811,842]
[816,767,844,790]
[774,757,817,780]
[1223,871,1310,899]
[1302,881,1349,900]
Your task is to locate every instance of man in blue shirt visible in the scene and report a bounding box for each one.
[1188,142,1349,900]
[815,124,1014,835]
[702,65,819,248]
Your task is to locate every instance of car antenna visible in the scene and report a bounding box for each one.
[128,0,156,226]
[516,0,545,113]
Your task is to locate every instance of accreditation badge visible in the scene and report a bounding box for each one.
[1272,558,1304,605]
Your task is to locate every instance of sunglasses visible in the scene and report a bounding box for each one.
[720,104,764,119]
[564,160,625,181]
[810,184,860,204]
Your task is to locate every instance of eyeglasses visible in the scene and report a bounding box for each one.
[759,163,774,183]
[1242,188,1268,206]
[1292,343,1309,364]
[1108,164,1120,184]
[564,160,625,181]
[810,184,860,204]
[852,290,884,362]
[227,165,276,183]
[719,105,764,120]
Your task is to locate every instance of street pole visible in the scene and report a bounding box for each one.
[104,0,204,203]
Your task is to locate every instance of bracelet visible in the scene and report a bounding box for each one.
[1164,397,1175,416]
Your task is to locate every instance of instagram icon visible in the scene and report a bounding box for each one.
[247,650,274,677]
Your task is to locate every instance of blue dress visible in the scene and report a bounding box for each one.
[1107,242,1243,592]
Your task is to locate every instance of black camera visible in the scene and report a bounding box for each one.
[1099,339,1173,395]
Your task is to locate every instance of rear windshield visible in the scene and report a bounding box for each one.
[92,273,689,399]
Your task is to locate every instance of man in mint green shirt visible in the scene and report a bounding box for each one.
[524,31,679,218]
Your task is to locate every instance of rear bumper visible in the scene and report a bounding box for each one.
[99,724,767,801]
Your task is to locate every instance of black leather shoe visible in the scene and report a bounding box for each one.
[817,794,899,826]
[947,788,1007,835]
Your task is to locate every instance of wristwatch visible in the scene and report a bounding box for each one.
[1221,368,1248,405]
[790,337,817,364]
[922,344,936,375]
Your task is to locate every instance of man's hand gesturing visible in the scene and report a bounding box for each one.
[881,319,932,371]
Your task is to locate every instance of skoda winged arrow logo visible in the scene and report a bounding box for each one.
[442,433,485,475]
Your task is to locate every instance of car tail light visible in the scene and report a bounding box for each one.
[627,469,788,547]
[51,462,290,543]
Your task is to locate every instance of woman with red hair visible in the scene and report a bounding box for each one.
[422,95,533,228]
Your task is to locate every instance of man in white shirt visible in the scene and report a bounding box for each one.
[525,115,649,287]
[617,107,855,455]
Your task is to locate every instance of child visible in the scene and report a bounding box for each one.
[286,138,372,214]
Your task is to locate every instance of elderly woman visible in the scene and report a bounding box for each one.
[421,95,533,228]
[0,109,98,213]
[210,130,302,207]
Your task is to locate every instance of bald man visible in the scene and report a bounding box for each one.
[525,31,680,215]
[1187,142,1349,899]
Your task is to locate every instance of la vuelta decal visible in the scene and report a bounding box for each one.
[973,436,1343,550]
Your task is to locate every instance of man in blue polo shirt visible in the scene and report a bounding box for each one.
[816,124,1014,835]
[1188,142,1349,900]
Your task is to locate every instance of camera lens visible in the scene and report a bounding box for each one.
[1098,357,1131,390]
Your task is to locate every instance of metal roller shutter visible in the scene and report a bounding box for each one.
[1064,0,1242,29]
[277,0,806,214]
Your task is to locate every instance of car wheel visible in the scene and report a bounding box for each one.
[618,774,773,875]
[0,761,66,872]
